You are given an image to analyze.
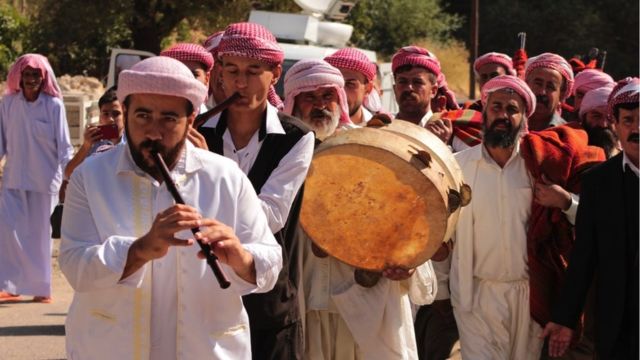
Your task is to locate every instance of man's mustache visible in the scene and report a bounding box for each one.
[140,140,165,154]
[400,91,418,101]
[628,133,639,143]
[536,95,549,107]
[310,108,333,118]
[490,118,511,131]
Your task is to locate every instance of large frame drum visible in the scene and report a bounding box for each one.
[300,120,471,271]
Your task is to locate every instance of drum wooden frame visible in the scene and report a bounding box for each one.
[300,120,471,271]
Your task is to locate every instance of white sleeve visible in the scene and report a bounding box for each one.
[230,173,283,295]
[0,100,6,159]
[452,135,472,153]
[562,192,580,225]
[408,260,438,305]
[52,98,75,169]
[58,168,146,292]
[258,131,314,233]
[432,254,452,300]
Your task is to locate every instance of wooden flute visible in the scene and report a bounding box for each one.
[152,150,231,289]
[193,92,241,129]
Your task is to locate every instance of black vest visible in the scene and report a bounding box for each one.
[198,110,311,329]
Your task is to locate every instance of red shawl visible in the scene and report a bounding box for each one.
[520,124,605,327]
[433,109,483,147]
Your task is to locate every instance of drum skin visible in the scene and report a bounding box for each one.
[300,120,470,271]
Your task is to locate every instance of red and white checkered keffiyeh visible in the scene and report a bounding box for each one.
[579,86,613,119]
[5,53,62,98]
[391,46,441,77]
[283,59,351,125]
[607,77,640,122]
[203,31,224,54]
[160,43,214,73]
[473,52,516,77]
[217,22,284,66]
[481,75,537,118]
[324,48,376,82]
[573,69,615,96]
[525,53,574,101]
[268,86,284,110]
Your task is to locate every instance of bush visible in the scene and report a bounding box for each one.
[0,5,27,79]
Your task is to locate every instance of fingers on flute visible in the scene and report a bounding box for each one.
[168,237,194,247]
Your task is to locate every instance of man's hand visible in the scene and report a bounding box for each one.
[83,125,103,146]
[426,118,453,145]
[196,219,256,284]
[431,241,453,262]
[121,204,199,279]
[187,127,209,150]
[382,267,415,281]
[540,322,573,357]
[534,174,572,210]
[135,204,200,261]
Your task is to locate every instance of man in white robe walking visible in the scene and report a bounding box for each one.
[59,56,282,359]
[0,54,74,303]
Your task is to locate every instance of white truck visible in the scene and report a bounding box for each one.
[66,3,399,146]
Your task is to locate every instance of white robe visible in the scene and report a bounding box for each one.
[301,229,437,360]
[0,92,74,297]
[444,144,578,360]
[59,142,282,359]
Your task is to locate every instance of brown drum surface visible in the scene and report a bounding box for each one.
[300,124,455,271]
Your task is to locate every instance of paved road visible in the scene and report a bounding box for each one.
[0,239,72,360]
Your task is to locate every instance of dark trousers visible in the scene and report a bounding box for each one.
[250,321,303,360]
[415,302,459,360]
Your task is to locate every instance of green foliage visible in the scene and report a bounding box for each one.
[24,0,306,78]
[27,0,132,78]
[0,4,27,78]
[466,0,638,79]
[347,0,462,58]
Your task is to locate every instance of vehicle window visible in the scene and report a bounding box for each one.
[275,59,298,100]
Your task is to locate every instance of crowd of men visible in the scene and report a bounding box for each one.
[0,20,637,360]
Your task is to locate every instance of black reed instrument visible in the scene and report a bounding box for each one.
[152,151,231,289]
[193,92,241,129]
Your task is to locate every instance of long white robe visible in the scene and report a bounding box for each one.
[445,143,577,360]
[0,92,74,297]
[448,143,542,359]
[59,142,282,359]
[300,229,437,360]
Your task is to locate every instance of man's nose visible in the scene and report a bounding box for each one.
[234,74,248,89]
[312,97,327,108]
[146,124,163,141]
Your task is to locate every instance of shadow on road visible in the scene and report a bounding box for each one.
[0,324,65,336]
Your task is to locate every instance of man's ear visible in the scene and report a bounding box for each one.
[364,80,374,95]
[187,110,196,128]
[430,83,438,97]
[271,64,283,85]
[435,95,447,112]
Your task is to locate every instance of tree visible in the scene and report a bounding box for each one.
[346,0,462,59]
[0,4,27,78]
[446,0,638,80]
[25,0,304,78]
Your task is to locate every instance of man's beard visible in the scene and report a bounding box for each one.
[583,122,619,159]
[483,114,524,148]
[296,107,341,140]
[125,124,188,179]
